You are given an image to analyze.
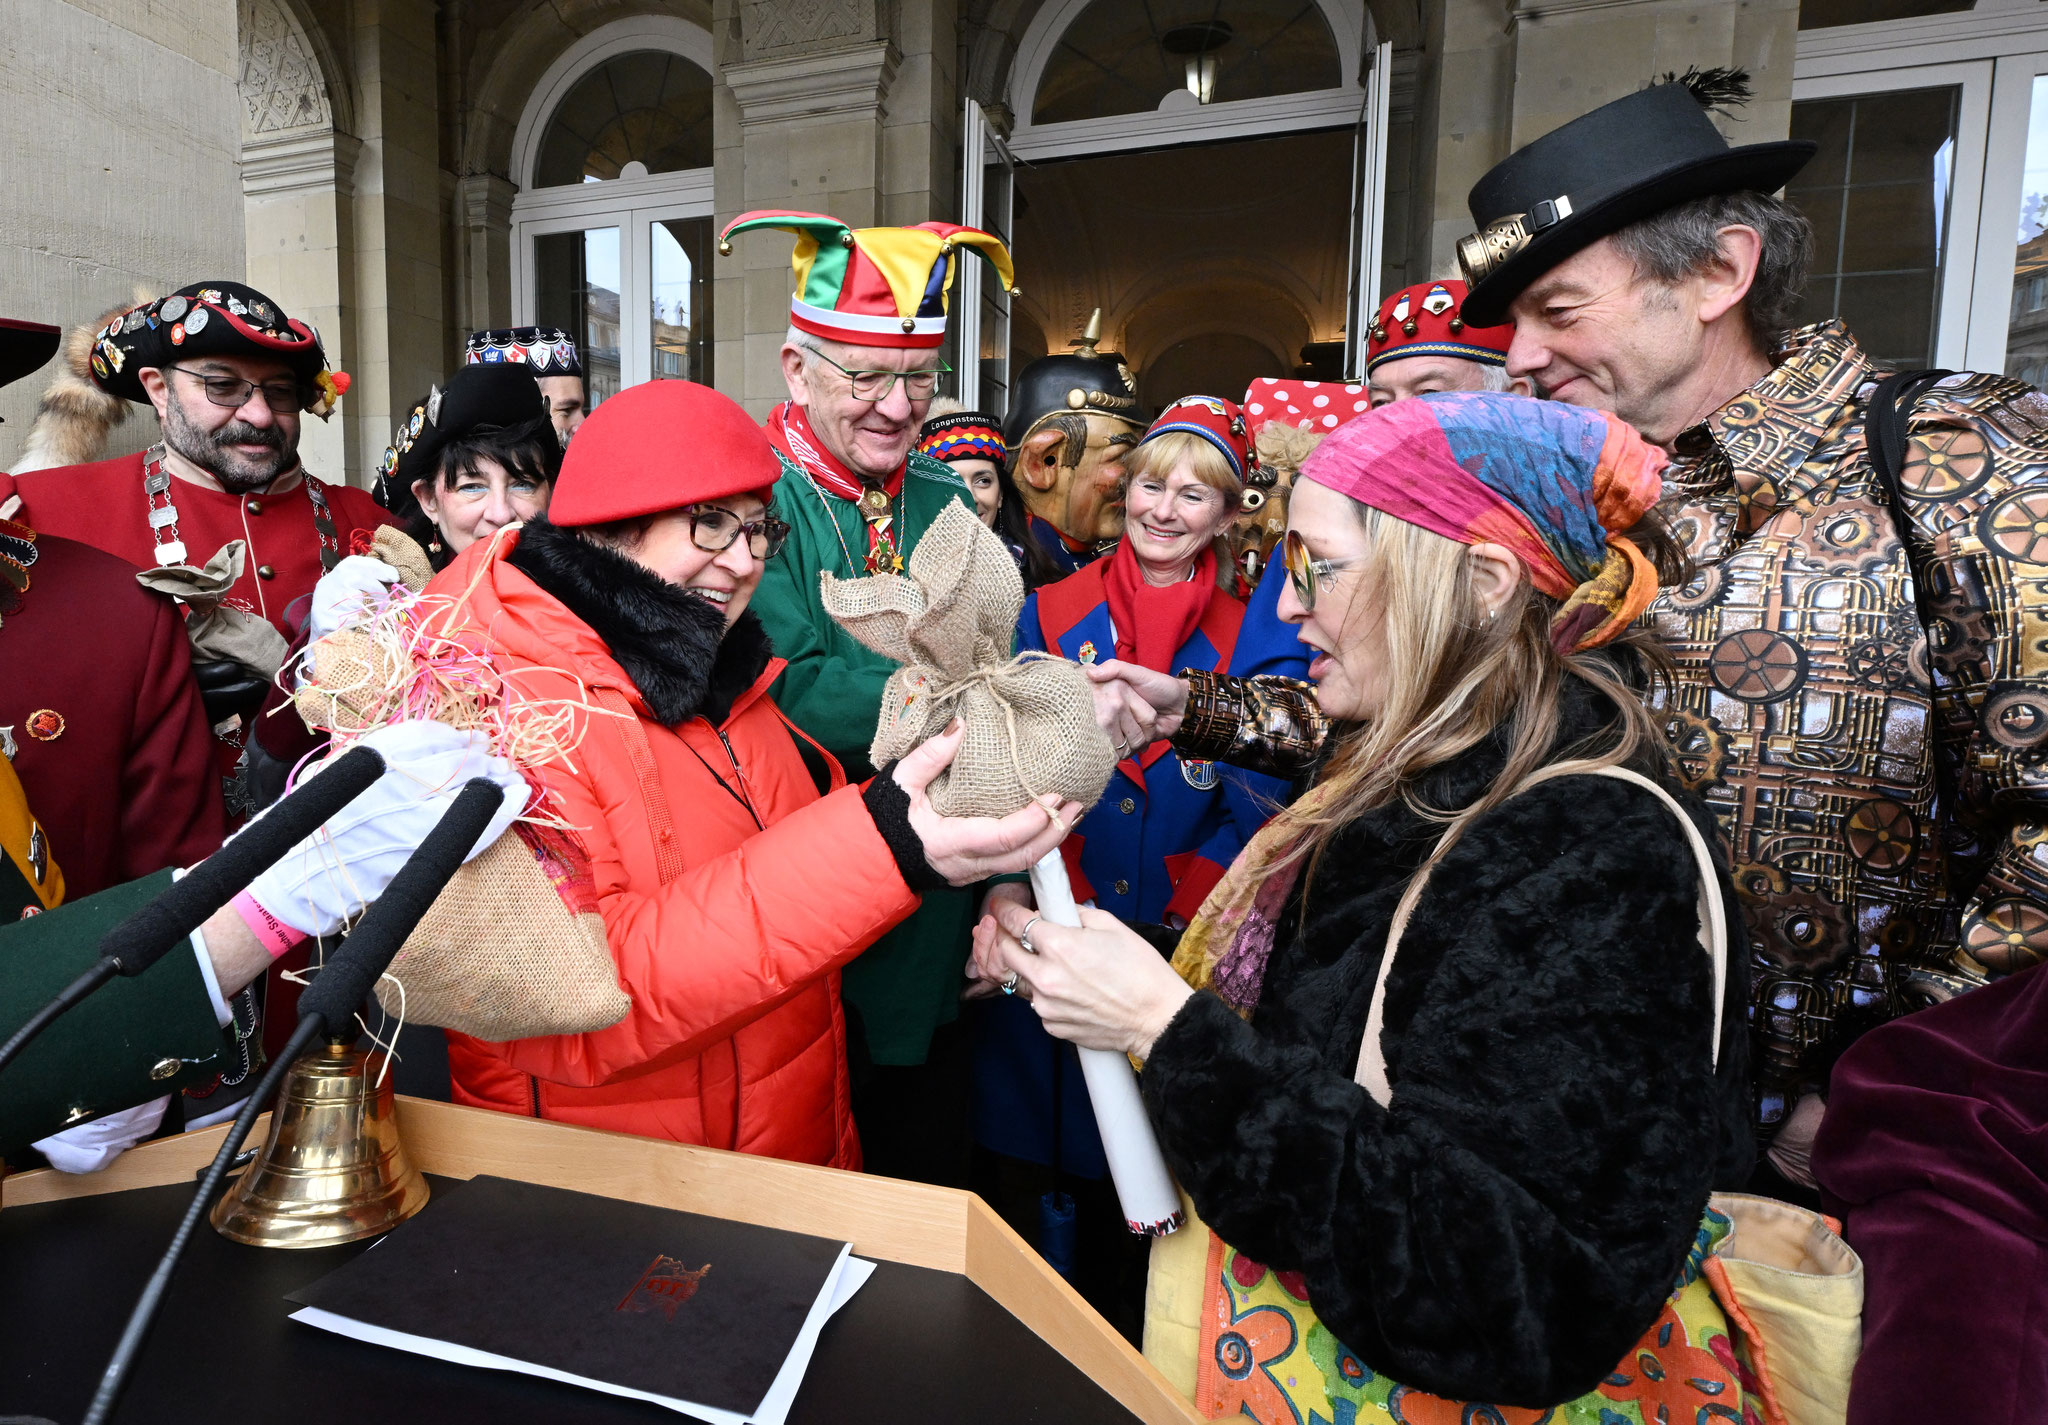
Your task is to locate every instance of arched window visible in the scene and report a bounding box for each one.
[1032,0,1343,125]
[533,50,712,187]
[509,19,716,405]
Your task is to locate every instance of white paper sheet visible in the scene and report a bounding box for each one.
[290,1249,876,1425]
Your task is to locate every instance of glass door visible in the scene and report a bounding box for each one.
[1786,61,1992,368]
[1343,40,1392,380]
[523,205,712,399]
[533,226,623,407]
[956,97,1016,416]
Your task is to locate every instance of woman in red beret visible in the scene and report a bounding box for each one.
[422,380,1080,1168]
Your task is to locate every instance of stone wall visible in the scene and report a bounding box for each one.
[0,0,246,467]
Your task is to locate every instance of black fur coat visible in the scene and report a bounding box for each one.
[506,515,771,728]
[1141,679,1753,1406]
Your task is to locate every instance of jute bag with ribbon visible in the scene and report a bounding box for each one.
[820,499,1117,817]
[294,525,629,1042]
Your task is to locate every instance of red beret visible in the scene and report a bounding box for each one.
[1365,279,1512,375]
[545,381,782,528]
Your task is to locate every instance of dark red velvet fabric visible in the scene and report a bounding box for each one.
[1814,961,2048,1421]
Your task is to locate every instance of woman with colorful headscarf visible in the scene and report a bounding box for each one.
[971,392,1755,1421]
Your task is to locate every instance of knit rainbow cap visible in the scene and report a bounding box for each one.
[718,210,1015,350]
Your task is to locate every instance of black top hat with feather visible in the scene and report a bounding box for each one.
[1457,69,1815,326]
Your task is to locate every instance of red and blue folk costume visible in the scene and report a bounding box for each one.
[972,546,1292,1176]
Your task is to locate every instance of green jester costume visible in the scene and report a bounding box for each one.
[721,207,1015,1070]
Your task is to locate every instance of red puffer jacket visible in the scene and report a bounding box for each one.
[434,531,920,1169]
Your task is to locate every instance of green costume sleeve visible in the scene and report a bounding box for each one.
[0,871,240,1156]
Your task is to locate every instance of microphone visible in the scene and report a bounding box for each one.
[0,744,387,1078]
[81,777,508,1425]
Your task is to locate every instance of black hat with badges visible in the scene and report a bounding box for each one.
[84,280,347,417]
[1457,69,1816,326]
[374,363,556,514]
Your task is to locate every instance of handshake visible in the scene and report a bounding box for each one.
[1082,660,1191,763]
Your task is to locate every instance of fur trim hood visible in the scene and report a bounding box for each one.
[9,299,136,476]
[505,515,773,728]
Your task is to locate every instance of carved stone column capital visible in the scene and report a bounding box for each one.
[240,129,362,199]
[723,40,900,129]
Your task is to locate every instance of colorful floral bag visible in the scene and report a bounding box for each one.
[1149,764,1861,1425]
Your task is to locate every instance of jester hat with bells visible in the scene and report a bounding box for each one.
[719,211,1014,350]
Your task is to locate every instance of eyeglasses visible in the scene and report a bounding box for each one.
[1282,529,1354,613]
[689,506,790,560]
[170,366,311,414]
[803,346,950,403]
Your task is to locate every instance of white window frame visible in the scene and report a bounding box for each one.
[1005,0,1367,163]
[507,15,717,389]
[1797,0,2048,372]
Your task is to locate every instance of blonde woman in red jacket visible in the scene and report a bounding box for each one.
[428,381,1080,1168]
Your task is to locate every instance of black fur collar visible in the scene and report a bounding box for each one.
[507,516,773,727]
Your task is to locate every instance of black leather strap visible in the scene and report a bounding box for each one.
[1862,367,1951,502]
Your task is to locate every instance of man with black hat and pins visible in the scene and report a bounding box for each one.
[0,282,397,823]
[1458,70,2048,1197]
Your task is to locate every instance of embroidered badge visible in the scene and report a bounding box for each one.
[616,1255,712,1321]
[1180,757,1220,790]
[25,709,63,741]
[1078,641,1097,664]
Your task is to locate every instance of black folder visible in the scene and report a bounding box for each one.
[288,1175,864,1421]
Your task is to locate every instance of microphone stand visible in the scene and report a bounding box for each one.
[0,744,388,1077]
[78,777,506,1425]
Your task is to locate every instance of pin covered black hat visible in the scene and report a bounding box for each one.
[1003,309,1142,451]
[463,327,584,377]
[374,364,555,513]
[86,280,345,416]
[1457,71,1815,326]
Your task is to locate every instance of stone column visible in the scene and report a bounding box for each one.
[344,0,447,488]
[243,130,361,484]
[1507,0,1799,149]
[455,173,517,341]
[714,0,903,416]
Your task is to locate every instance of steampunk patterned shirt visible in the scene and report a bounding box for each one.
[1655,320,2048,1134]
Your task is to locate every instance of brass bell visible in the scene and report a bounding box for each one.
[210,1036,429,1249]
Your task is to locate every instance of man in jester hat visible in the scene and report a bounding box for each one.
[718,209,1016,1184]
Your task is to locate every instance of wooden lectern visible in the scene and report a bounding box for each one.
[0,1096,1202,1423]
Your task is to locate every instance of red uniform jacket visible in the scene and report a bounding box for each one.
[0,451,395,640]
[0,529,223,898]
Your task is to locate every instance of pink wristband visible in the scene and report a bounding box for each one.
[231,890,308,959]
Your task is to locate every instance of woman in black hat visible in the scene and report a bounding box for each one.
[372,363,561,573]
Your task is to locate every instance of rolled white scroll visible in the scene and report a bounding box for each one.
[1027,849,1185,1237]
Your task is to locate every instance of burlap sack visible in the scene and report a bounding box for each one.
[373,821,628,1042]
[297,524,629,1042]
[821,500,1116,818]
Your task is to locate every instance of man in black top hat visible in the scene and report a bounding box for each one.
[1003,311,1144,576]
[1457,72,2048,1196]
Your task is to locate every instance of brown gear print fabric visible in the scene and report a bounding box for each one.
[1655,320,2048,1139]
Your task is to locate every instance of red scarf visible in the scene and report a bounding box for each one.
[1103,539,1215,674]
[765,400,904,502]
[766,400,908,574]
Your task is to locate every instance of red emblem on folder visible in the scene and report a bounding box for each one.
[617,1255,713,1321]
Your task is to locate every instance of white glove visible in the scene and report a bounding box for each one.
[307,555,403,646]
[243,721,529,938]
[34,1096,170,1174]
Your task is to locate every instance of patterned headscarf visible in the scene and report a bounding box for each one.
[1297,391,1665,653]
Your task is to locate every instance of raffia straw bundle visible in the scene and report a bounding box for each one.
[821,500,1116,819]
[294,526,628,1042]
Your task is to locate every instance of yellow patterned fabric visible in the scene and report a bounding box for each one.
[0,753,63,918]
[1654,322,2048,1134]
[1181,1203,1755,1425]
